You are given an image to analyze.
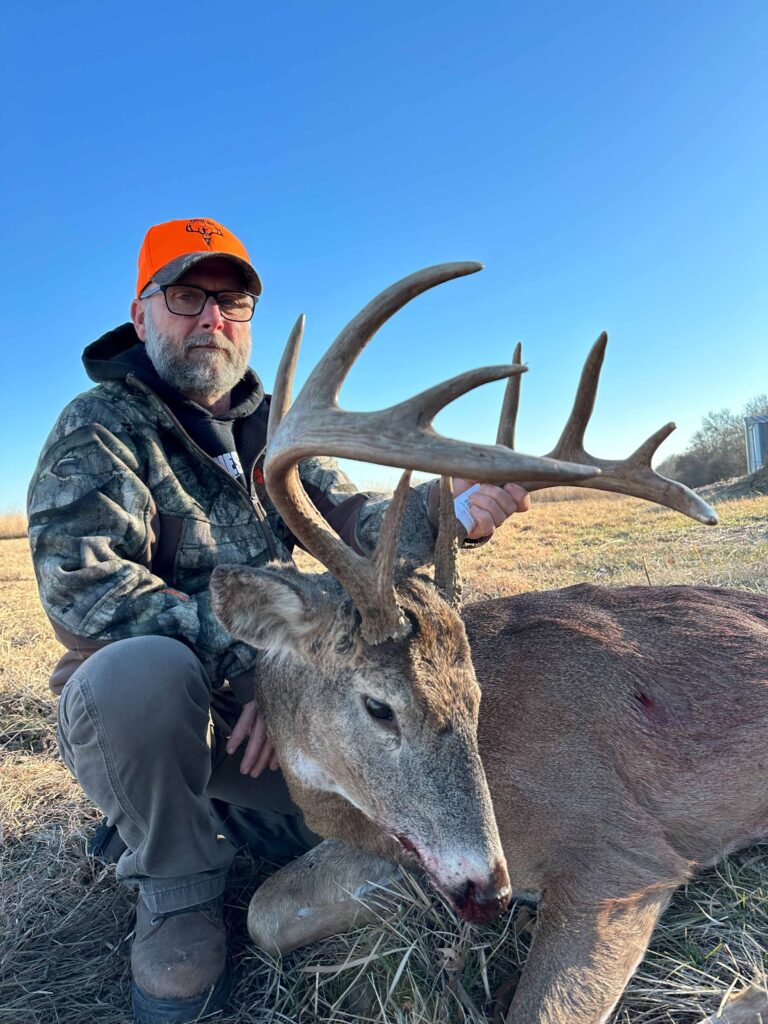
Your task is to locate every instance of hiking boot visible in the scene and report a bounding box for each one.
[130,896,231,1024]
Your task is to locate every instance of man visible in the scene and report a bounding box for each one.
[27,218,528,1024]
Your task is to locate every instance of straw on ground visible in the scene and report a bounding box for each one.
[1,495,766,1023]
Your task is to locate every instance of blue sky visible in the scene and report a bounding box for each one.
[2,0,766,507]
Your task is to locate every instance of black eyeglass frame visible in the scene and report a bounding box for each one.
[141,284,259,322]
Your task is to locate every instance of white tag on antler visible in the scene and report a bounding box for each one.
[454,484,481,532]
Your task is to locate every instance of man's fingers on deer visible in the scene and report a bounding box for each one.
[241,713,268,775]
[227,699,258,755]
[249,738,276,779]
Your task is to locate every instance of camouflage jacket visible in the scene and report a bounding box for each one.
[28,326,441,697]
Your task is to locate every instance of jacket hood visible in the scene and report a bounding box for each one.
[82,322,264,420]
[83,322,146,382]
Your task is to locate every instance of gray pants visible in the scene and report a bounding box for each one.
[57,636,318,914]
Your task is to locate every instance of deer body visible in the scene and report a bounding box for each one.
[216,572,768,1024]
[468,583,768,1023]
[210,262,765,1022]
[473,584,768,876]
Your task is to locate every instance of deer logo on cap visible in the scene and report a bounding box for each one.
[185,219,223,248]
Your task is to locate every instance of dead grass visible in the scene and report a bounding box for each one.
[0,510,27,540]
[462,493,768,601]
[524,485,625,503]
[1,497,766,1023]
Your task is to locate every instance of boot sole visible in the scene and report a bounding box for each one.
[131,963,232,1023]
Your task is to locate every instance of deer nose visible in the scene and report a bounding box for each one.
[451,864,511,924]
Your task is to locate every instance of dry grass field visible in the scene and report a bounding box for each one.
[1,495,766,1023]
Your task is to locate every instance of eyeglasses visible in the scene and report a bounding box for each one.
[142,284,258,322]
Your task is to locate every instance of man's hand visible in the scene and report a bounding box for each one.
[452,479,531,540]
[226,700,279,778]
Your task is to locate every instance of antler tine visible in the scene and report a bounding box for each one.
[434,475,463,609]
[370,470,413,639]
[268,314,305,444]
[541,455,719,524]
[627,422,677,465]
[393,363,527,426]
[297,262,484,409]
[496,341,523,448]
[549,332,607,459]
[553,417,718,524]
[265,264,603,645]
[504,334,719,526]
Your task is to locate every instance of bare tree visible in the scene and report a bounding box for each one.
[658,394,768,486]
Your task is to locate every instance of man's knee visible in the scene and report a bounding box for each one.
[61,636,212,737]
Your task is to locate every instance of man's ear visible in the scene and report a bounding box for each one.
[210,564,325,661]
[131,297,148,342]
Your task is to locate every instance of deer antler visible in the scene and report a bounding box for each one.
[433,475,464,609]
[433,334,718,609]
[496,334,718,525]
[265,263,602,644]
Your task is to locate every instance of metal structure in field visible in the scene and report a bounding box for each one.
[744,415,768,473]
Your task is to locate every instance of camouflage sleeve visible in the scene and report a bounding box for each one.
[27,399,257,689]
[297,456,440,565]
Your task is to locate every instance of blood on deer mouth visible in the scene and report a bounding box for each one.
[452,874,512,924]
[392,832,510,924]
[393,832,422,862]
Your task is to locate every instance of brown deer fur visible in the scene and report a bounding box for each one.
[468,583,768,1022]
[212,570,768,1024]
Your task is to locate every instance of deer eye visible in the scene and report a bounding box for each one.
[365,696,394,721]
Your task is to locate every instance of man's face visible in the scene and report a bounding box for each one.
[131,257,253,405]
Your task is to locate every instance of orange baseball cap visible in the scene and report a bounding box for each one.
[136,217,262,298]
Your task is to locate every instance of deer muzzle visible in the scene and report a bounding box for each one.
[451,863,512,923]
[382,735,511,924]
[394,831,511,924]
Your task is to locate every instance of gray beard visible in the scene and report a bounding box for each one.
[144,314,251,403]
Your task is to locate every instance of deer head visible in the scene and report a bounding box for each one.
[212,564,513,921]
[211,262,604,923]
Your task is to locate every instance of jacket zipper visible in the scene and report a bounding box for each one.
[129,376,280,562]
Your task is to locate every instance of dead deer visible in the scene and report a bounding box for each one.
[210,264,768,1024]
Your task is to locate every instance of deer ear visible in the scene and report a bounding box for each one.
[210,564,323,660]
